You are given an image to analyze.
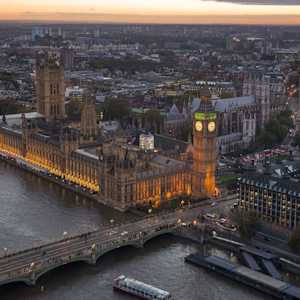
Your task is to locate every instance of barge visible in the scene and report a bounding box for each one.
[113,275,173,300]
[185,253,300,299]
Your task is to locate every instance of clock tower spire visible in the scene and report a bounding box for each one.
[192,87,217,198]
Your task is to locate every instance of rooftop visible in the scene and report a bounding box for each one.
[212,96,255,112]
[4,112,44,127]
[240,246,277,260]
[239,173,300,195]
[154,134,190,154]
[75,148,98,160]
[150,155,186,169]
[235,265,288,291]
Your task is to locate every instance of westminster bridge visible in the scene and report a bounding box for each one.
[0,208,201,287]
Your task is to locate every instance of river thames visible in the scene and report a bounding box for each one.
[0,161,272,300]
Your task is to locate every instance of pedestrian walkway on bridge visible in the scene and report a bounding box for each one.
[0,208,200,288]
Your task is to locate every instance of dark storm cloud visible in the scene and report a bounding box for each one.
[211,0,300,4]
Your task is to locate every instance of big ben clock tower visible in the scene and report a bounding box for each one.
[192,89,217,197]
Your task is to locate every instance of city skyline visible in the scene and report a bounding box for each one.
[1,0,300,25]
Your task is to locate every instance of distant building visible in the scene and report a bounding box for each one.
[192,95,256,154]
[0,61,218,210]
[80,95,98,144]
[243,72,286,129]
[213,96,256,154]
[35,53,65,120]
[164,103,189,137]
[61,48,74,71]
[139,134,154,150]
[192,88,217,197]
[238,173,300,230]
[31,27,52,41]
[31,27,44,41]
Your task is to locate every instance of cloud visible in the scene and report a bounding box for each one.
[211,0,300,4]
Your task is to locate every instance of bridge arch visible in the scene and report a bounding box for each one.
[34,257,92,282]
[141,229,173,246]
[0,278,34,287]
[94,241,142,262]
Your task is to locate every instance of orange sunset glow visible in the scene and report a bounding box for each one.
[1,0,300,24]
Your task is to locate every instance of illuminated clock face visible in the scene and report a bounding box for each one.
[208,121,216,132]
[195,121,203,132]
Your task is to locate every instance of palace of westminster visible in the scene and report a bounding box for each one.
[0,54,217,211]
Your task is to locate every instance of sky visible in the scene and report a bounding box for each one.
[1,0,300,25]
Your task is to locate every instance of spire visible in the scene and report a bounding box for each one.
[80,91,98,142]
[199,86,211,102]
[197,86,214,113]
[169,103,180,115]
[182,100,188,118]
[2,114,7,125]
[21,113,26,129]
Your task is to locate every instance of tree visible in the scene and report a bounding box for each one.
[288,226,300,254]
[103,97,130,122]
[278,109,294,129]
[230,209,260,240]
[177,122,192,142]
[0,100,29,115]
[293,131,300,148]
[66,100,82,119]
[256,110,292,148]
[144,109,163,133]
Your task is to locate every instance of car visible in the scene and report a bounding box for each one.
[204,213,217,220]
[120,231,128,236]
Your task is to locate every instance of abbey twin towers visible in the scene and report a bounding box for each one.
[0,53,217,211]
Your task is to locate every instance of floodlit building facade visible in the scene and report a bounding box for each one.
[0,55,218,211]
[238,173,300,230]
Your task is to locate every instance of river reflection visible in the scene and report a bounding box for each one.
[0,162,272,300]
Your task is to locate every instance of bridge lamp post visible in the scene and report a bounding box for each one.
[28,262,35,274]
[3,247,8,256]
[63,231,68,239]
[91,243,96,264]
[29,262,36,283]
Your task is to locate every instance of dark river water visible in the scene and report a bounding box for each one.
[0,161,272,300]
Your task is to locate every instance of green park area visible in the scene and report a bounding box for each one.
[218,174,238,186]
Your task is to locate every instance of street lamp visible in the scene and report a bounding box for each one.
[148,208,152,214]
[3,247,7,255]
[63,231,68,238]
[110,219,115,226]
